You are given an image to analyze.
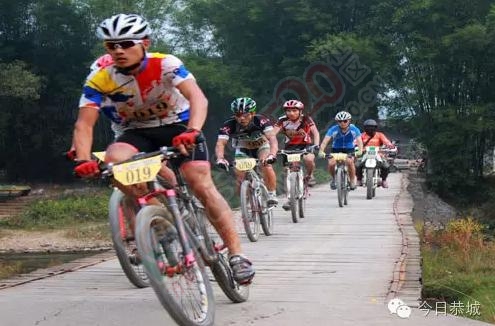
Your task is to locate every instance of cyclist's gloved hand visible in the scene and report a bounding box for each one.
[74,160,99,178]
[216,158,230,171]
[355,149,363,157]
[318,151,326,159]
[263,154,276,165]
[310,145,320,154]
[65,149,77,161]
[172,129,202,155]
[172,128,201,146]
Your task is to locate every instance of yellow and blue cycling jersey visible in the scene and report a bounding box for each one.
[79,52,194,132]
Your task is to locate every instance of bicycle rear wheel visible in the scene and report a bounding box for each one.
[343,170,349,205]
[298,183,306,219]
[336,167,344,207]
[240,180,260,242]
[136,206,215,326]
[366,168,374,200]
[289,173,299,223]
[187,205,250,303]
[108,189,149,288]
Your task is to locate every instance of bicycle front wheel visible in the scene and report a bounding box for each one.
[136,206,215,326]
[108,189,149,288]
[336,167,344,207]
[240,180,260,242]
[289,173,299,223]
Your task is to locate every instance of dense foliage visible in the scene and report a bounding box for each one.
[1,0,495,201]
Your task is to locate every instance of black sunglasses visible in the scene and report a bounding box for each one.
[337,120,349,123]
[104,40,142,50]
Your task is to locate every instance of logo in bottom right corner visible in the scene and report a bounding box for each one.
[388,298,412,318]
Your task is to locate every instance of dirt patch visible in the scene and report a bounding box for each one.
[0,229,112,253]
[407,172,458,227]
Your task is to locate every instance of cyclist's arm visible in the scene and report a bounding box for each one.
[176,79,208,131]
[272,125,281,135]
[264,129,279,156]
[320,135,332,152]
[355,136,364,153]
[379,133,394,148]
[73,106,99,161]
[215,137,228,160]
[310,124,320,145]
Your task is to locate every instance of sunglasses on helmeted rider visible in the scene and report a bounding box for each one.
[337,120,349,123]
[104,40,143,50]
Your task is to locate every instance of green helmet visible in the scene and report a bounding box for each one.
[231,97,257,114]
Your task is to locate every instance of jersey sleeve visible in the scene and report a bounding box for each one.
[78,69,116,109]
[325,125,338,137]
[258,115,274,134]
[378,132,393,146]
[274,115,286,128]
[305,116,316,128]
[162,54,195,86]
[218,119,234,141]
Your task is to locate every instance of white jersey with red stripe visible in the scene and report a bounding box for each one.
[79,52,194,131]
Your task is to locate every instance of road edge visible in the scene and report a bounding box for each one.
[386,172,422,307]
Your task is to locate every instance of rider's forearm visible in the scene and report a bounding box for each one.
[187,95,208,131]
[320,136,330,152]
[311,126,320,145]
[267,136,278,156]
[215,141,226,159]
[73,123,93,161]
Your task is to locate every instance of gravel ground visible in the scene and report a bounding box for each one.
[406,171,458,228]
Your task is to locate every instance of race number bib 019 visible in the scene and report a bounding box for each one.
[235,158,257,171]
[112,155,162,185]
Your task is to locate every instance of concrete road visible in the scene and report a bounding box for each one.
[0,173,489,325]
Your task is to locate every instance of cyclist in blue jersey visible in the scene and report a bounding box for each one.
[318,111,363,190]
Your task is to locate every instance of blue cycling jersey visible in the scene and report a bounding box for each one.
[325,124,361,149]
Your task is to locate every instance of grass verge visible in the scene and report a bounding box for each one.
[419,217,495,323]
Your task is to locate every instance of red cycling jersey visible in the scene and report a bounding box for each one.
[275,115,315,146]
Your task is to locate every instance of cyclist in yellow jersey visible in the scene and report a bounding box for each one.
[70,13,254,284]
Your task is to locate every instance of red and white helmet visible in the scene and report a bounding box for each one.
[283,100,304,111]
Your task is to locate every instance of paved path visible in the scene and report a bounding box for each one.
[0,173,489,325]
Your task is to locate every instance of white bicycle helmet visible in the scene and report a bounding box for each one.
[96,14,151,41]
[335,111,352,121]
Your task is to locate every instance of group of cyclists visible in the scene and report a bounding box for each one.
[68,13,396,287]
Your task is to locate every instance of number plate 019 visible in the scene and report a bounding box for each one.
[113,155,162,185]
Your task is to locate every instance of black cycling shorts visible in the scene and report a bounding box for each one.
[115,123,209,165]
[331,148,355,154]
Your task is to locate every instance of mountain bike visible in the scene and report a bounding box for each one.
[329,153,352,207]
[278,147,314,223]
[233,157,274,241]
[96,145,248,326]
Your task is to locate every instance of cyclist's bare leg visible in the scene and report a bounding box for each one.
[258,149,276,192]
[234,170,246,195]
[347,157,356,184]
[328,158,337,178]
[303,153,315,178]
[181,161,242,255]
[158,162,177,187]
